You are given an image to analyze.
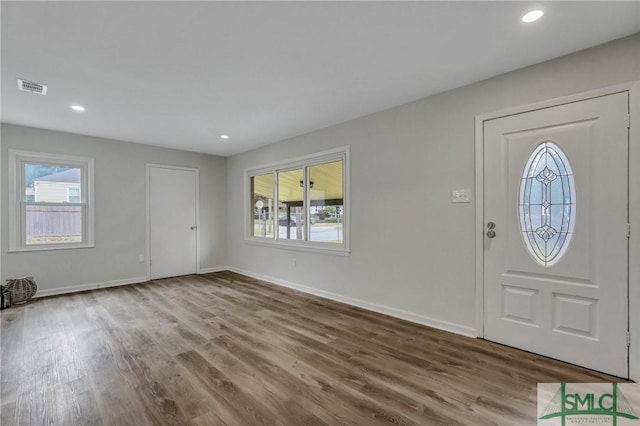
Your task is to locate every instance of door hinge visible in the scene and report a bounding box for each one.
[627,331,631,347]
[627,114,631,129]
[627,223,631,238]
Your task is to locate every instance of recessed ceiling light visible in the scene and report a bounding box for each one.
[220,135,230,140]
[70,105,86,112]
[522,10,544,23]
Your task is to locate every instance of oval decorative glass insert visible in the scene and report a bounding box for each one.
[519,141,576,267]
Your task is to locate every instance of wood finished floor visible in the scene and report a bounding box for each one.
[0,271,622,425]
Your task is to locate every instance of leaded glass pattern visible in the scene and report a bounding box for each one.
[519,141,576,267]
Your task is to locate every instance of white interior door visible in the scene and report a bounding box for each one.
[149,166,198,279]
[483,92,629,377]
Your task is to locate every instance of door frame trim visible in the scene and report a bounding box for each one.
[474,81,640,380]
[146,163,200,281]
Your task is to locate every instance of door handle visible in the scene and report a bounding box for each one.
[190,226,197,230]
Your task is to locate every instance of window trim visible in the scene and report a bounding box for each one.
[8,149,95,252]
[245,146,350,255]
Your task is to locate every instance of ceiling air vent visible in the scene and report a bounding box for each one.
[17,79,47,95]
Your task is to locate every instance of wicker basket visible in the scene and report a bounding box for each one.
[5,277,37,304]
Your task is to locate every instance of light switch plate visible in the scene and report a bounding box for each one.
[452,189,471,203]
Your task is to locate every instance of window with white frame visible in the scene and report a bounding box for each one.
[9,150,95,251]
[247,147,349,254]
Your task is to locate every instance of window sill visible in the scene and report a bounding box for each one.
[245,237,350,256]
[8,244,96,253]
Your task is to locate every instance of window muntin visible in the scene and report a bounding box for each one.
[9,150,94,251]
[247,147,348,253]
[519,141,575,267]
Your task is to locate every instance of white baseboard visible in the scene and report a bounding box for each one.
[34,276,149,298]
[227,267,477,338]
[198,266,229,274]
[31,267,477,339]
[33,266,228,299]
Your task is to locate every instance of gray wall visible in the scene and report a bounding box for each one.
[225,34,640,334]
[1,124,227,293]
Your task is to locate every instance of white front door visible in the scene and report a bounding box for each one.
[483,92,629,377]
[149,165,198,280]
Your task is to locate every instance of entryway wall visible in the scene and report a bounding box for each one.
[225,33,640,380]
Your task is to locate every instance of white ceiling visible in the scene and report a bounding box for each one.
[2,2,639,157]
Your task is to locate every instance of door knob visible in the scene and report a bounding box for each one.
[190,226,197,230]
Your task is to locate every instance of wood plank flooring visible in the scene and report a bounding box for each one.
[0,271,624,425]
